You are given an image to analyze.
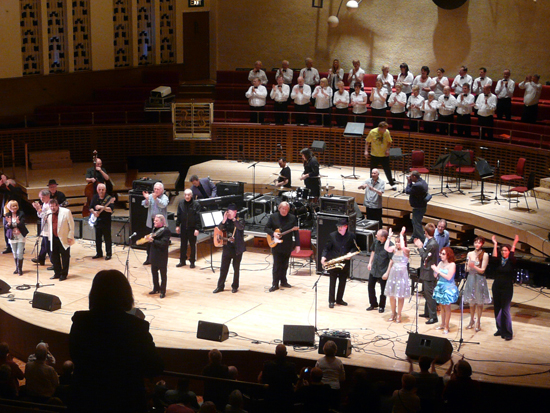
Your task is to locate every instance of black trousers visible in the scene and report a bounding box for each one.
[217,248,243,290]
[456,114,471,137]
[492,282,514,338]
[409,117,422,133]
[368,274,387,308]
[496,98,512,120]
[328,269,348,303]
[179,228,197,263]
[249,105,265,123]
[391,111,405,131]
[371,107,386,127]
[521,104,538,124]
[316,108,331,127]
[272,250,291,287]
[366,208,383,230]
[369,155,395,186]
[51,236,70,278]
[423,120,436,134]
[422,278,438,319]
[478,115,494,140]
[438,114,454,135]
[274,101,288,124]
[335,107,349,127]
[294,103,310,125]
[94,225,112,257]
[38,236,51,264]
[151,264,167,294]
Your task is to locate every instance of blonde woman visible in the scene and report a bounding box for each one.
[422,91,439,134]
[333,81,349,128]
[388,83,407,130]
[312,78,333,127]
[407,85,424,133]
[4,200,28,275]
[382,227,411,323]
[370,79,388,126]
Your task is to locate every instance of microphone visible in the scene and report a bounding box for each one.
[424,252,432,268]
[129,232,138,239]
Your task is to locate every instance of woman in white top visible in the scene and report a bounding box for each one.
[370,79,388,126]
[388,83,407,131]
[431,68,449,100]
[328,59,344,92]
[333,81,349,128]
[377,64,394,98]
[350,81,368,123]
[407,85,424,133]
[348,59,365,89]
[412,66,433,99]
[312,78,333,127]
[422,91,439,134]
[398,63,414,97]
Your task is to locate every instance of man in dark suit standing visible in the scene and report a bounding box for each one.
[414,223,439,324]
[264,202,300,292]
[176,189,201,268]
[147,214,171,299]
[189,175,217,199]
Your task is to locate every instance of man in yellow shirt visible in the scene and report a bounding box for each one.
[364,121,396,189]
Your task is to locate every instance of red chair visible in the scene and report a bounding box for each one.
[409,150,430,184]
[509,172,539,211]
[289,230,314,276]
[500,157,526,195]
[455,149,476,189]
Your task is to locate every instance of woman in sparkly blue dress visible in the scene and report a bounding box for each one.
[431,247,458,334]
[382,227,411,323]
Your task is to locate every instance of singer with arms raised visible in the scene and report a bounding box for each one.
[414,223,439,325]
[147,214,171,299]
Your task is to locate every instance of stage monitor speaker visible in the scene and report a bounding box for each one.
[405,333,453,364]
[432,0,467,10]
[318,334,352,357]
[197,321,229,342]
[283,325,315,347]
[112,216,130,245]
[311,140,326,153]
[0,279,10,294]
[129,192,150,249]
[32,291,62,312]
[316,212,357,272]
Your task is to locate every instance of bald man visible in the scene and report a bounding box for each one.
[176,189,201,268]
[85,158,111,191]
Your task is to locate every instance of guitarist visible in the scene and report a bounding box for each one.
[89,184,114,260]
[320,218,356,308]
[264,202,300,292]
[213,204,245,294]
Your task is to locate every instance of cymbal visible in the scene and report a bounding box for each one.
[322,186,335,191]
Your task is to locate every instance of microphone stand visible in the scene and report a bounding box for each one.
[248,145,280,225]
[32,232,54,290]
[449,278,480,352]
[312,270,327,333]
[125,233,137,280]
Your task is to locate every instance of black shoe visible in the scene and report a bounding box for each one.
[160,292,165,299]
[50,275,60,280]
[504,336,513,341]
[149,290,159,295]
[329,302,335,308]
[92,255,103,259]
[426,318,438,325]
[494,331,501,337]
[408,238,415,244]
[337,300,348,306]
[280,283,292,288]
[419,313,429,318]
[47,266,54,271]
[190,262,196,269]
[31,258,45,265]
[105,255,111,261]
[176,261,186,268]
[59,276,67,281]
[379,307,385,313]
[2,248,12,254]
[143,260,150,265]
[269,286,279,292]
[366,305,378,311]
[232,288,238,293]
[213,288,224,294]
[13,269,18,274]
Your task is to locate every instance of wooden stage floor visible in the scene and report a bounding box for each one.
[2,160,550,390]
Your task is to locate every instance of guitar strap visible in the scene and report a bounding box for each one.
[100,195,112,207]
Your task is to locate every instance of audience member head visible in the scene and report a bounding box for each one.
[425,223,435,238]
[500,243,512,259]
[189,174,200,185]
[352,368,369,387]
[281,60,289,69]
[352,59,360,69]
[337,80,345,92]
[184,188,193,202]
[254,60,262,70]
[332,59,340,71]
[89,269,134,312]
[275,343,287,358]
[375,79,383,89]
[199,401,217,413]
[0,342,9,360]
[208,349,223,365]
[483,84,491,95]
[437,68,445,77]
[228,366,239,380]
[276,75,284,85]
[443,86,451,96]
[35,346,48,362]
[7,200,19,213]
[228,389,244,408]
[62,360,74,376]
[410,170,421,181]
[154,214,167,228]
[418,356,433,372]
[371,168,379,181]
[532,74,540,83]
[0,364,11,381]
[310,367,323,384]
[428,91,435,101]
[323,340,338,358]
[401,373,416,391]
[455,359,473,378]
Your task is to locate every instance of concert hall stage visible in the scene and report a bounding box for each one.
[1,160,550,392]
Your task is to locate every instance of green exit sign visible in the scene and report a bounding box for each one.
[188,0,204,7]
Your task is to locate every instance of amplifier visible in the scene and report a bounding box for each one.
[356,219,380,231]
[320,196,355,214]
[132,178,160,193]
[216,181,244,196]
[252,195,276,215]
[196,194,244,211]
[350,252,370,280]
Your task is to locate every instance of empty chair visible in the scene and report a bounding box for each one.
[409,150,430,184]
[500,157,526,195]
[509,172,539,211]
[289,230,314,276]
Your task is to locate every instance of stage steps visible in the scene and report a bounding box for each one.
[534,177,550,201]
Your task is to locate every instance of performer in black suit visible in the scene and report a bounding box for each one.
[414,223,440,324]
[47,179,67,206]
[264,202,300,292]
[85,158,112,193]
[89,183,114,260]
[213,204,246,294]
[321,218,358,308]
[299,148,321,198]
[147,214,171,299]
[176,189,202,268]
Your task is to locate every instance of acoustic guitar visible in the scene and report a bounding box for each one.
[266,226,299,248]
[213,227,234,247]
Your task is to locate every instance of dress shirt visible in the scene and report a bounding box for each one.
[434,229,450,251]
[328,68,345,89]
[333,90,350,109]
[422,100,439,121]
[270,84,290,102]
[363,178,385,209]
[248,69,268,85]
[397,72,414,94]
[246,85,268,107]
[519,81,542,106]
[299,67,320,86]
[370,87,387,109]
[407,95,424,118]
[431,76,449,99]
[312,86,333,109]
[412,75,434,99]
[495,79,515,99]
[377,73,395,96]
[37,202,52,236]
[472,76,493,95]
[291,84,312,105]
[388,92,407,113]
[275,68,293,85]
[456,93,475,115]
[451,74,473,95]
[142,194,169,228]
[437,94,457,116]
[475,93,497,116]
[350,91,368,114]
[349,67,366,88]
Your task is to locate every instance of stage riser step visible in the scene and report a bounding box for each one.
[534,186,550,201]
[540,177,550,189]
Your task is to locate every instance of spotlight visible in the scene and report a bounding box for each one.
[346,0,360,10]
[328,15,339,27]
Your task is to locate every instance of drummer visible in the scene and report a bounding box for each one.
[275,157,292,196]
[299,148,321,198]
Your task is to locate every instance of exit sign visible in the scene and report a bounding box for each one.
[188,0,204,7]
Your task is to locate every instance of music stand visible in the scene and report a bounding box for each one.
[431,153,451,197]
[343,122,365,179]
[200,210,224,273]
[470,158,494,205]
[448,151,470,195]
[393,152,412,198]
[389,147,404,182]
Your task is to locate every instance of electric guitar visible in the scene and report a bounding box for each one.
[88,196,116,227]
[266,226,299,248]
